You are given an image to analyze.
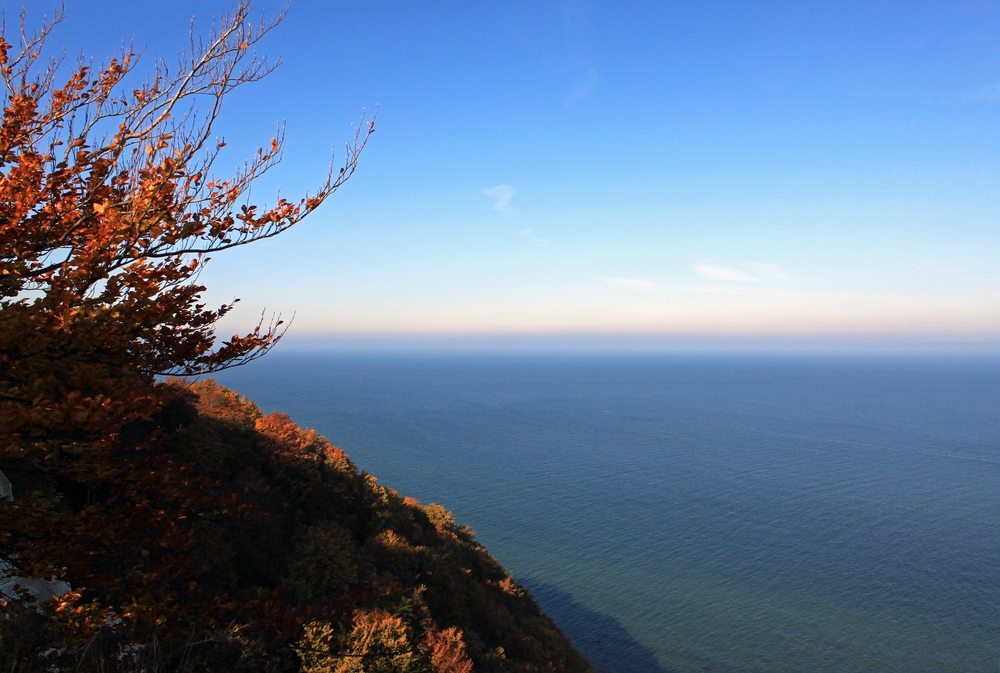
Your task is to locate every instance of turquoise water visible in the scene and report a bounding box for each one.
[215,353,1000,673]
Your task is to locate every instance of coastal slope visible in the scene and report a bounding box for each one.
[52,378,591,672]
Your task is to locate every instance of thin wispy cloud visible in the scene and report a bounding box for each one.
[568,65,600,103]
[695,264,759,282]
[682,286,802,297]
[561,0,599,104]
[484,184,515,212]
[740,261,790,280]
[967,83,1000,102]
[519,229,551,247]
[599,276,657,291]
[694,261,791,282]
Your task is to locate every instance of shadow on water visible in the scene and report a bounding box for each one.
[521,580,674,673]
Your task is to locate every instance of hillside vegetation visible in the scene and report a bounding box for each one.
[1,380,592,672]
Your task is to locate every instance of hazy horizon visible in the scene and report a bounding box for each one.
[268,331,1000,355]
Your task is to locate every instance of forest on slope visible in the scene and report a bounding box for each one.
[2,380,591,672]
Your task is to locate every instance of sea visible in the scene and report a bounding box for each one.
[213,352,1000,673]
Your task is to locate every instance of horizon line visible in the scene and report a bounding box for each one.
[271,332,1000,355]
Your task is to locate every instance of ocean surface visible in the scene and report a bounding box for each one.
[214,352,1000,673]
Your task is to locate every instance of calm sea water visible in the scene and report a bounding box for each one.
[214,352,1000,673]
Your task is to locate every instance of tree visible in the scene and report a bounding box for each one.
[0,1,372,663]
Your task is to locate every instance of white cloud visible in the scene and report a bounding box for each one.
[693,261,790,282]
[599,276,657,291]
[682,286,802,297]
[741,261,790,280]
[519,229,551,247]
[694,264,759,282]
[484,184,515,212]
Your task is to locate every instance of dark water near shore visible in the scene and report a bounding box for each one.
[214,352,1000,673]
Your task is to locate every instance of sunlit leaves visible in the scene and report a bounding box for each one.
[0,1,371,664]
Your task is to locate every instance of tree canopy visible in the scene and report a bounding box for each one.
[0,1,374,663]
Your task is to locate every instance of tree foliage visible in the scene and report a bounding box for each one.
[0,1,373,664]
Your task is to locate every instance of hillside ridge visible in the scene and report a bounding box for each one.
[1,379,592,673]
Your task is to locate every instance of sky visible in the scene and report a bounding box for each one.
[19,1,1000,350]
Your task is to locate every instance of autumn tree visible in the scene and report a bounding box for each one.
[0,1,372,664]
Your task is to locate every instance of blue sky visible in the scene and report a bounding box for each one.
[24,1,1000,348]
